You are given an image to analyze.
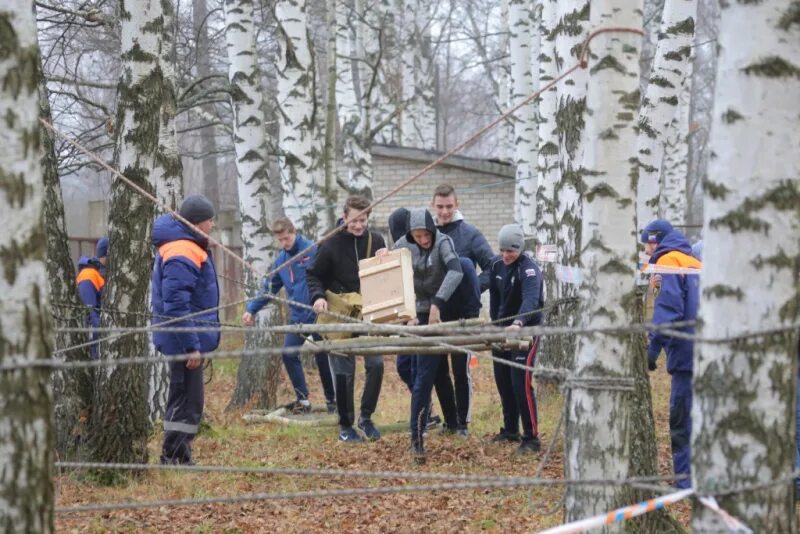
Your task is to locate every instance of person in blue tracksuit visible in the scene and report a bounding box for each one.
[75,236,108,359]
[152,195,220,465]
[242,216,336,414]
[642,219,701,489]
[489,224,543,454]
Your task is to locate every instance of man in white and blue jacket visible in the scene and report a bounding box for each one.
[152,195,220,465]
[242,217,336,413]
[489,224,543,454]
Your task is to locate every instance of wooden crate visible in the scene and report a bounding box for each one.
[358,248,417,324]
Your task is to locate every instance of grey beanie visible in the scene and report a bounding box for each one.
[498,224,525,251]
[179,194,215,224]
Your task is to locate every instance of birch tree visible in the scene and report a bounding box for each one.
[193,0,221,207]
[509,0,539,235]
[336,0,374,198]
[659,78,691,223]
[564,2,643,522]
[40,74,94,456]
[276,0,323,238]
[636,0,696,227]
[88,0,165,468]
[0,1,54,528]
[692,0,800,530]
[400,0,437,149]
[224,0,283,409]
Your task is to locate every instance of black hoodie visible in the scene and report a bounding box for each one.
[306,223,386,302]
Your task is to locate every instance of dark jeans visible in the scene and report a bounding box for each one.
[492,349,538,439]
[162,361,204,464]
[283,332,336,403]
[670,371,692,489]
[410,314,458,443]
[329,353,384,428]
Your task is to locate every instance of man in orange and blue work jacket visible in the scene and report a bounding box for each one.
[641,219,701,489]
[152,194,220,465]
[76,236,108,359]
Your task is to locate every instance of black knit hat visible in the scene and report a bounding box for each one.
[179,194,215,224]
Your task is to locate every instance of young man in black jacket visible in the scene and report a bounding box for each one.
[307,195,386,443]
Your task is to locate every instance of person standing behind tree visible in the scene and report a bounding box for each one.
[307,195,386,443]
[76,236,108,359]
[641,219,701,489]
[242,217,337,414]
[489,224,544,455]
[152,194,220,465]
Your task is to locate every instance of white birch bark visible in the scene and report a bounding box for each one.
[365,0,400,146]
[224,0,284,408]
[692,0,800,530]
[400,0,437,149]
[636,0,696,227]
[497,0,512,161]
[336,0,373,198]
[553,0,589,278]
[90,0,162,465]
[509,0,539,235]
[0,3,54,529]
[276,0,323,237]
[659,76,690,223]
[565,0,643,522]
[536,0,559,255]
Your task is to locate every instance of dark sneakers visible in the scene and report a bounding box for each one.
[456,427,469,438]
[357,418,381,441]
[326,401,337,414]
[491,428,521,443]
[410,442,426,465]
[289,400,311,415]
[426,414,442,430]
[339,426,363,443]
[516,436,542,455]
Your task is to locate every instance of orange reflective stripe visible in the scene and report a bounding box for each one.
[656,251,701,270]
[76,268,105,291]
[158,240,208,268]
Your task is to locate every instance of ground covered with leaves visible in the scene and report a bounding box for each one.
[56,338,688,533]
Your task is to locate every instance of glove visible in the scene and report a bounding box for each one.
[647,358,657,372]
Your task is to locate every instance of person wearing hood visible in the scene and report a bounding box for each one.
[389,207,463,463]
[389,206,481,437]
[431,184,495,292]
[76,236,109,359]
[307,195,386,443]
[641,219,701,489]
[242,216,336,414]
[488,224,544,455]
[152,194,220,465]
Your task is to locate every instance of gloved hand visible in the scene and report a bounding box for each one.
[648,358,657,372]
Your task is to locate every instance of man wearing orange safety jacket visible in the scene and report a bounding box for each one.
[152,194,220,465]
[641,219,701,489]
[75,236,108,359]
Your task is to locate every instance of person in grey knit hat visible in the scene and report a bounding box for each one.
[179,194,216,225]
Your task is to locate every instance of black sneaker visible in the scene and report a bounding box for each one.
[516,436,541,455]
[410,442,426,465]
[426,415,442,430]
[440,426,457,436]
[326,401,337,414]
[456,427,469,438]
[491,428,521,443]
[357,418,381,441]
[339,426,363,443]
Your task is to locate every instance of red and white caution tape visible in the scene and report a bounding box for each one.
[536,488,693,534]
[697,496,753,533]
[640,264,702,275]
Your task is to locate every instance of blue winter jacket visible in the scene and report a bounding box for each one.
[647,230,701,373]
[246,234,317,324]
[76,256,106,328]
[489,253,544,327]
[437,213,496,292]
[151,214,220,355]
